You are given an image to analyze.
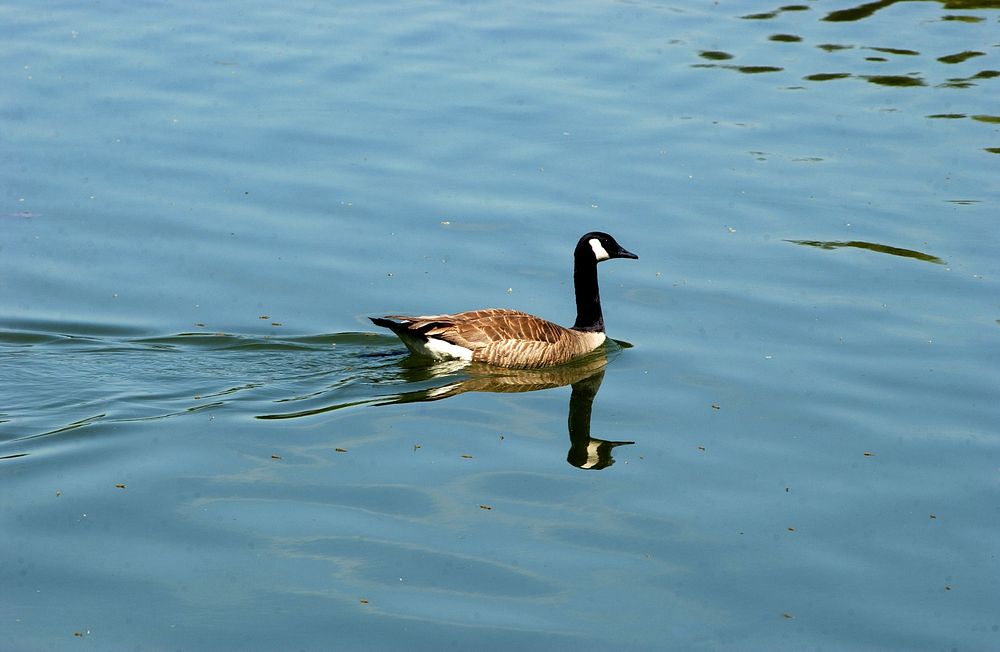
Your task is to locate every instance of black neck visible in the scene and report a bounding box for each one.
[572,251,604,332]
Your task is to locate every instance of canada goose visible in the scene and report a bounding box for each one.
[370,232,637,369]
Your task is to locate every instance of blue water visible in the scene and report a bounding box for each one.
[3,1,999,650]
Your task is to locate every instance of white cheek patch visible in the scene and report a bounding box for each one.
[589,238,610,261]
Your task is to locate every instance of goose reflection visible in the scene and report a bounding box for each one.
[379,348,635,470]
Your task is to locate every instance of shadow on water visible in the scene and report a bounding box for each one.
[0,322,635,470]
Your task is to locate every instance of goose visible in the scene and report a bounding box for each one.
[370,232,637,369]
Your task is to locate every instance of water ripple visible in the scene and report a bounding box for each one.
[0,328,399,445]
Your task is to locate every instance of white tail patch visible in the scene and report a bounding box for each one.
[589,238,610,261]
[422,336,474,361]
[391,327,474,361]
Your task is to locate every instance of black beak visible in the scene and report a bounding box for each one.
[616,247,638,260]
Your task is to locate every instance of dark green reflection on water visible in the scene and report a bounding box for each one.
[938,50,986,64]
[824,0,899,22]
[805,72,852,81]
[941,70,1000,88]
[693,5,997,99]
[869,47,920,56]
[862,74,926,87]
[742,5,810,20]
[788,239,946,264]
[941,13,987,20]
[693,63,784,74]
[824,0,1000,23]
[699,50,734,61]
[736,65,784,74]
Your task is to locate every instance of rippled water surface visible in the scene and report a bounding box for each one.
[3,1,999,650]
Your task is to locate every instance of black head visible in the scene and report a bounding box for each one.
[575,232,638,262]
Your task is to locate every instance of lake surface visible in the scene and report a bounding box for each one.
[2,1,999,650]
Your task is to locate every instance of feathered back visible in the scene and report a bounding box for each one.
[375,309,604,369]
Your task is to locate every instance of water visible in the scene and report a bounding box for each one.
[2,1,999,650]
